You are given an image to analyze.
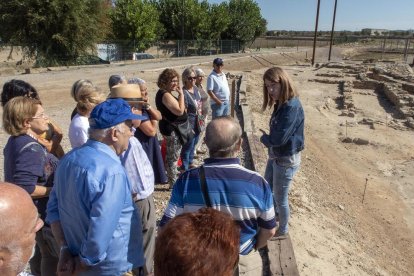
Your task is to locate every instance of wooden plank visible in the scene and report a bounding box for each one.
[246,132,267,175]
[231,79,236,117]
[267,235,300,276]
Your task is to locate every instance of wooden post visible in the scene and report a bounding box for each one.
[381,37,386,60]
[403,39,409,62]
[362,177,368,204]
[345,120,348,138]
[231,79,236,117]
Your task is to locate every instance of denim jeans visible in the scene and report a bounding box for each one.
[180,133,200,170]
[269,153,301,234]
[211,101,230,119]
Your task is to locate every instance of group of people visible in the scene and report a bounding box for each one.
[0,57,305,276]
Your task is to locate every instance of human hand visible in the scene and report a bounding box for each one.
[259,129,268,144]
[73,256,89,275]
[176,87,183,95]
[57,248,75,276]
[49,121,63,135]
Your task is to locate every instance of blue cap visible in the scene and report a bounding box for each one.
[213,57,223,65]
[89,98,146,129]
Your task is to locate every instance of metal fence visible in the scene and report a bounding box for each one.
[0,39,240,65]
[251,36,414,63]
[98,39,240,61]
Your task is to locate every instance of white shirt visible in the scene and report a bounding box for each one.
[69,113,89,149]
[120,135,154,200]
[206,70,230,102]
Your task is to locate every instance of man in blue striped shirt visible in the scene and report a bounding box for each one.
[160,116,276,275]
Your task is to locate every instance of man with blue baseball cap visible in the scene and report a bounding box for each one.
[47,98,146,276]
[207,57,231,119]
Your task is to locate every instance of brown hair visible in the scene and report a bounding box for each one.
[262,67,298,111]
[154,208,240,276]
[157,68,180,91]
[76,86,105,116]
[2,97,42,136]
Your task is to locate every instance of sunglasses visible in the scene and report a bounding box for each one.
[187,77,197,81]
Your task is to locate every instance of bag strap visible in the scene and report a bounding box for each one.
[199,166,212,207]
[184,87,202,115]
[19,141,44,155]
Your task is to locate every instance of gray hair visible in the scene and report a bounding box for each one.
[128,77,146,85]
[195,68,205,77]
[182,66,195,83]
[205,116,242,158]
[88,123,124,141]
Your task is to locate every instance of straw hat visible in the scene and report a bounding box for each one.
[109,84,142,103]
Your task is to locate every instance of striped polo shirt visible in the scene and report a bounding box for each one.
[160,157,276,255]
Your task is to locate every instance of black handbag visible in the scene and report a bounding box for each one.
[173,119,194,145]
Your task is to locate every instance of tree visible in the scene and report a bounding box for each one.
[156,0,210,40]
[222,0,266,50]
[207,2,231,41]
[0,0,112,66]
[111,0,162,52]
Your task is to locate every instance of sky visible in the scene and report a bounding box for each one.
[208,0,414,31]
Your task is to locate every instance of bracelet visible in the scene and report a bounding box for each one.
[60,245,69,252]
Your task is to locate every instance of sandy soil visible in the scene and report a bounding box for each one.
[0,47,413,275]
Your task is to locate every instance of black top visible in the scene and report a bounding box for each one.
[155,89,187,136]
[134,110,168,183]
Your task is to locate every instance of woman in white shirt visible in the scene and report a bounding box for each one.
[69,85,105,148]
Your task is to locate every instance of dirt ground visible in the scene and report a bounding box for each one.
[0,46,413,275]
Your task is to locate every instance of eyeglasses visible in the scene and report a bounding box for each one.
[170,80,179,83]
[31,113,48,120]
[129,103,141,111]
[187,77,197,81]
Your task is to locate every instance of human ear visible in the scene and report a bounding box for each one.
[111,128,119,142]
[23,119,31,128]
[0,250,7,268]
[235,138,242,151]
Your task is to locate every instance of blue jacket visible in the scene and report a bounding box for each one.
[260,97,305,157]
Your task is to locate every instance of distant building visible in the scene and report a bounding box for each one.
[361,28,389,36]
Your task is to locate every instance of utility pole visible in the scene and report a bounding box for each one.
[312,0,321,66]
[328,0,338,61]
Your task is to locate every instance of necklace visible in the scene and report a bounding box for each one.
[26,132,38,141]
